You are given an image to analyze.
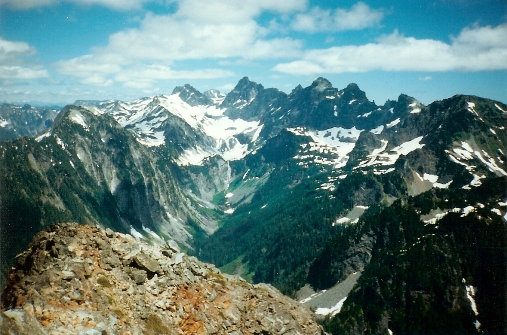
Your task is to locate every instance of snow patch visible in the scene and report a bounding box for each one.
[370,125,383,134]
[470,174,486,187]
[319,182,336,191]
[55,136,66,150]
[315,297,347,316]
[494,103,506,113]
[356,137,424,169]
[396,136,425,155]
[69,110,89,131]
[474,149,507,176]
[129,227,144,240]
[409,102,422,114]
[333,206,368,226]
[467,102,478,116]
[177,146,215,166]
[142,226,162,241]
[491,208,502,216]
[416,172,452,189]
[461,206,476,217]
[422,173,438,183]
[386,118,400,128]
[136,131,165,147]
[465,284,481,330]
[409,102,421,114]
[423,210,449,225]
[289,126,363,169]
[444,140,506,180]
[36,131,51,142]
[373,167,395,175]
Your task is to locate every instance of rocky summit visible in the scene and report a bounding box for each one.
[0,223,324,335]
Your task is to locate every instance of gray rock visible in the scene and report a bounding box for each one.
[1,223,326,335]
[133,252,162,275]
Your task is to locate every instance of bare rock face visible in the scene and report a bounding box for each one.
[0,223,324,335]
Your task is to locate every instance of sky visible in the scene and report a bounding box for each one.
[0,0,506,105]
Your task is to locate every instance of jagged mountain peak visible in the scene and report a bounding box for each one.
[290,84,304,95]
[311,77,333,91]
[236,76,260,87]
[396,93,417,103]
[231,76,265,94]
[221,77,265,109]
[339,82,368,102]
[172,84,212,107]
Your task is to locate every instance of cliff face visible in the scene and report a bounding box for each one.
[0,223,324,335]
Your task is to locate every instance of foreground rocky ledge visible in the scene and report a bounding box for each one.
[0,223,324,334]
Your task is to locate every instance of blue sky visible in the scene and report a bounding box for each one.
[0,0,506,105]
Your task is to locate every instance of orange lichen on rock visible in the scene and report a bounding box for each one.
[1,223,324,335]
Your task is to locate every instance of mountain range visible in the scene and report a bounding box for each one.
[0,104,59,142]
[1,77,506,334]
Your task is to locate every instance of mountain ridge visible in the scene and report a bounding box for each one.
[1,77,506,334]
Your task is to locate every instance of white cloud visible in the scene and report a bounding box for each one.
[0,37,35,60]
[0,37,49,80]
[100,8,302,61]
[0,0,150,10]
[0,66,49,80]
[274,23,507,74]
[56,54,121,76]
[291,2,384,32]
[0,0,56,10]
[271,60,324,75]
[176,0,307,24]
[114,64,234,88]
[55,54,120,86]
[55,1,304,88]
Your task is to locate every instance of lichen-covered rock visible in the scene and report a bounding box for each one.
[1,223,325,334]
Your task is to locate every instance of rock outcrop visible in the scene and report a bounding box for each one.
[0,223,324,334]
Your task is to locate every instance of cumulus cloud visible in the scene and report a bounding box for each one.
[0,0,150,10]
[176,0,307,23]
[104,15,289,61]
[291,2,384,32]
[114,64,234,88]
[55,1,304,88]
[273,23,507,74]
[0,37,49,80]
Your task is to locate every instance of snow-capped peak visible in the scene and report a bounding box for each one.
[83,92,263,164]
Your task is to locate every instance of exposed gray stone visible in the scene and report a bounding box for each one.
[1,223,326,335]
